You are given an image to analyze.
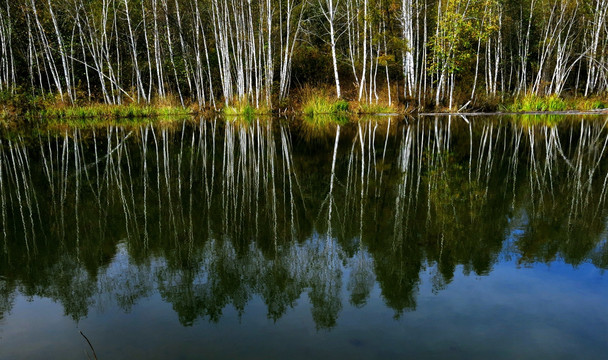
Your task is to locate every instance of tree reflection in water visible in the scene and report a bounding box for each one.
[0,115,607,328]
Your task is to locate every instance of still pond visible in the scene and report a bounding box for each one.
[0,114,607,359]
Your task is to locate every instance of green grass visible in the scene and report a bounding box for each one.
[0,90,195,123]
[570,98,607,111]
[506,94,608,112]
[302,95,349,116]
[223,101,271,123]
[37,103,192,119]
[507,94,567,112]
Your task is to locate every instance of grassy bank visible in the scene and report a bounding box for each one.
[0,91,197,124]
[302,96,349,116]
[1,89,607,128]
[295,85,404,120]
[40,103,193,119]
[503,94,608,112]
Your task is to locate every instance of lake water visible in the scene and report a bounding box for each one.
[0,115,607,359]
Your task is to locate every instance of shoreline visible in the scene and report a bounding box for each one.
[1,100,607,125]
[419,109,608,116]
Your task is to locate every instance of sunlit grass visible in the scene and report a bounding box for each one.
[36,103,192,120]
[507,94,567,112]
[302,95,349,116]
[0,90,196,125]
[223,100,271,118]
[506,94,608,113]
[569,98,607,111]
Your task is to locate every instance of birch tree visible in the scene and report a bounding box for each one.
[584,0,608,95]
[0,1,14,92]
[0,0,606,109]
[401,0,416,97]
[318,0,343,98]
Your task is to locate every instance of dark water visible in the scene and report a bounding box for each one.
[0,115,607,359]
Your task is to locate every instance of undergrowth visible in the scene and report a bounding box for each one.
[506,94,607,112]
[302,95,349,116]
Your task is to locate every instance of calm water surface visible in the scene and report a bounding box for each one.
[0,115,607,359]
